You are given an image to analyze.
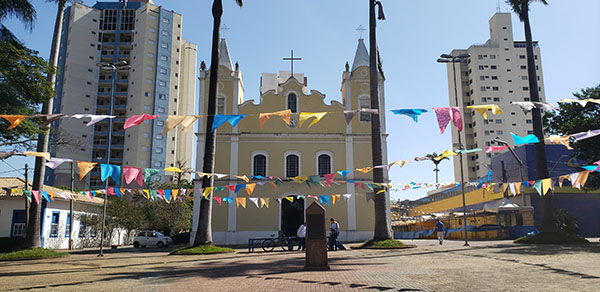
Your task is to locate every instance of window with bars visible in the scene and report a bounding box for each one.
[217,97,225,114]
[287,93,297,113]
[253,154,267,177]
[101,10,117,30]
[50,212,59,238]
[286,154,299,177]
[318,154,331,176]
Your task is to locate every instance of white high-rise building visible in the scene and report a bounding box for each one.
[444,13,546,182]
[48,0,197,189]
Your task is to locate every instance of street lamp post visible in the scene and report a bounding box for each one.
[494,138,526,206]
[96,60,130,257]
[437,53,470,246]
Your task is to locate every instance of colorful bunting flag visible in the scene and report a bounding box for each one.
[319,195,330,206]
[511,132,540,146]
[249,197,259,208]
[558,98,600,107]
[45,158,72,169]
[164,167,182,172]
[211,114,246,132]
[433,107,462,134]
[23,151,50,161]
[70,114,116,126]
[213,197,222,205]
[123,167,143,186]
[258,110,291,128]
[299,112,328,128]
[259,197,269,208]
[467,105,503,119]
[236,197,246,208]
[101,164,121,185]
[485,145,508,153]
[77,161,97,180]
[391,109,428,122]
[124,114,160,129]
[0,115,27,129]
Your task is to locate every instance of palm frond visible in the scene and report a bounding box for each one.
[0,0,37,30]
[234,0,243,7]
[506,0,548,21]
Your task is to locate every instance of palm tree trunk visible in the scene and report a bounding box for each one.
[193,0,222,246]
[521,3,555,232]
[25,0,66,249]
[369,0,392,241]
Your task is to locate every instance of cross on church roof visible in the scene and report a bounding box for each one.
[356,25,366,39]
[283,50,302,77]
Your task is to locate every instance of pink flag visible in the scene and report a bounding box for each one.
[157,189,165,200]
[451,107,463,131]
[86,191,93,201]
[226,185,236,192]
[107,187,116,196]
[307,195,319,200]
[323,173,336,187]
[213,197,222,205]
[32,190,40,204]
[485,145,509,153]
[433,107,452,134]
[354,182,366,190]
[124,114,160,129]
[123,167,143,186]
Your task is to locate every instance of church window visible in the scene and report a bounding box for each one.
[318,154,331,176]
[359,96,371,122]
[287,93,297,113]
[253,154,267,177]
[285,154,299,177]
[217,96,225,114]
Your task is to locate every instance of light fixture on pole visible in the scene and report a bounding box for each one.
[95,60,130,257]
[494,138,526,206]
[437,53,470,246]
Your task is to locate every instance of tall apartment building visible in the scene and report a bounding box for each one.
[444,12,545,182]
[48,0,197,189]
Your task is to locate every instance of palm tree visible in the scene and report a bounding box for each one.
[194,0,243,246]
[507,0,555,232]
[0,0,36,35]
[425,153,449,185]
[25,0,79,248]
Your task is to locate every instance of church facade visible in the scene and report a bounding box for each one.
[192,39,389,245]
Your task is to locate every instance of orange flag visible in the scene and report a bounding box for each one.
[171,189,179,201]
[0,115,27,129]
[236,197,247,208]
[258,110,292,128]
[77,161,97,180]
[245,183,256,195]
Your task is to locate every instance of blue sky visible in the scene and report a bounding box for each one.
[2,0,599,201]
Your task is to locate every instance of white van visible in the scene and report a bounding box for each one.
[133,231,172,248]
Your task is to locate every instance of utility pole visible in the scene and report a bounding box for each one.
[69,162,74,250]
[24,164,29,230]
[501,161,508,199]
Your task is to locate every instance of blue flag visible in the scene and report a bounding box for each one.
[211,114,247,132]
[511,132,540,146]
[319,195,330,206]
[391,109,428,122]
[337,170,352,180]
[101,164,121,185]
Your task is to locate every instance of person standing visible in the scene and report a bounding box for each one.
[296,222,306,251]
[329,218,340,251]
[435,219,445,245]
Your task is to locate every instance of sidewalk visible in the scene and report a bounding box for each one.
[1,239,599,291]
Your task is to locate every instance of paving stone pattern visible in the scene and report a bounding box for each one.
[0,239,599,291]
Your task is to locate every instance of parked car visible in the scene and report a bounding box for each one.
[133,231,172,248]
[171,232,190,245]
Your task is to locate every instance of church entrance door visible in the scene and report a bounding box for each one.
[281,196,305,236]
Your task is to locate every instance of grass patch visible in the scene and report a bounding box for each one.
[169,244,235,255]
[353,239,414,249]
[0,248,69,261]
[514,232,590,244]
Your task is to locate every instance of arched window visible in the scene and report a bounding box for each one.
[318,154,331,176]
[285,154,299,177]
[217,96,225,114]
[253,154,267,177]
[359,96,371,122]
[287,93,297,113]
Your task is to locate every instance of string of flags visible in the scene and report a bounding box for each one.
[2,98,598,135]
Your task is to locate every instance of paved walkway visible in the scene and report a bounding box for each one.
[1,239,599,291]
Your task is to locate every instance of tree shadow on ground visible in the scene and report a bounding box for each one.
[490,242,600,256]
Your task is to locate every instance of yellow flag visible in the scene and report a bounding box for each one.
[355,167,374,174]
[245,183,256,195]
[236,175,250,183]
[299,112,328,128]
[467,105,504,119]
[259,197,269,208]
[203,187,214,198]
[0,115,27,129]
[171,189,179,201]
[435,150,457,161]
[546,135,573,150]
[77,161,97,180]
[332,194,341,205]
[285,196,294,202]
[541,178,553,196]
[388,160,409,169]
[236,197,246,208]
[164,167,182,173]
[292,176,307,184]
[23,151,51,161]
[162,115,186,135]
[143,189,150,199]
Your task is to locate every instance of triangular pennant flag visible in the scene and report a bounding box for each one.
[299,112,328,128]
[213,197,222,205]
[124,114,159,129]
[211,114,246,132]
[31,190,40,204]
[171,189,179,201]
[332,194,341,205]
[573,170,590,189]
[77,161,97,181]
[236,175,250,183]
[319,195,330,206]
[236,197,247,208]
[41,191,52,202]
[532,180,543,195]
[435,150,457,161]
[541,178,553,196]
[337,170,352,180]
[164,189,172,203]
[245,183,256,195]
[143,168,161,183]
[342,193,352,201]
[323,173,336,187]
[258,110,291,128]
[226,185,236,192]
[285,196,294,202]
[123,167,143,186]
[164,167,182,173]
[234,184,246,194]
[466,105,503,119]
[23,151,51,161]
[86,191,93,201]
[308,175,322,186]
[0,115,27,129]
[163,115,186,135]
[343,110,357,125]
[101,164,121,185]
[259,197,269,208]
[203,187,214,199]
[45,158,72,169]
[249,197,259,208]
[391,109,428,122]
[23,190,32,203]
[511,132,540,146]
[355,167,374,174]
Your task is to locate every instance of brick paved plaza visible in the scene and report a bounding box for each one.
[1,239,599,291]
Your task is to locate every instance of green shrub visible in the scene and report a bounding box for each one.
[169,245,234,255]
[0,248,68,261]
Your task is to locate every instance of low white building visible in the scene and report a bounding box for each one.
[0,177,129,249]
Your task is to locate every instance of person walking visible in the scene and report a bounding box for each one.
[329,218,340,251]
[296,222,306,251]
[435,219,445,245]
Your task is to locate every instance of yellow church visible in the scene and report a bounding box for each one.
[191,38,389,245]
